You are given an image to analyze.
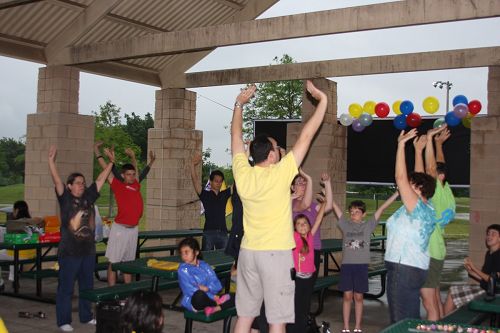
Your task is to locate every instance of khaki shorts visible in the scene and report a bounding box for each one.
[105,222,138,263]
[422,258,444,288]
[236,248,295,324]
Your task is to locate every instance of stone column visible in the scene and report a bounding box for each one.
[146,89,202,232]
[25,66,94,218]
[287,78,346,240]
[468,66,500,266]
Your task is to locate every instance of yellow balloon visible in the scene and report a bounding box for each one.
[423,96,440,114]
[348,103,363,118]
[363,101,376,115]
[462,113,473,128]
[392,100,402,115]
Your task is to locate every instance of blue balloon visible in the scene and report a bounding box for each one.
[445,111,461,127]
[400,100,414,115]
[393,115,407,130]
[452,95,468,107]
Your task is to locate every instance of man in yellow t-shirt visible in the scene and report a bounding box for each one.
[231,81,328,333]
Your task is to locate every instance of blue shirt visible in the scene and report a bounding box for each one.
[385,200,436,270]
[178,260,222,311]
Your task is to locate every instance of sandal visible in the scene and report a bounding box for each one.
[353,329,363,333]
[342,330,350,333]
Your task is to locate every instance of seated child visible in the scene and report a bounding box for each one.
[178,237,233,316]
[120,290,164,333]
[443,224,500,315]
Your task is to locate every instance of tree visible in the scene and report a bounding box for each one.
[92,101,140,176]
[0,137,25,185]
[123,112,154,162]
[242,54,303,139]
[200,148,234,186]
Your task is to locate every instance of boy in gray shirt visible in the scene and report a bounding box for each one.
[332,193,399,333]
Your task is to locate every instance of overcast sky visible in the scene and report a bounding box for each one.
[0,0,499,165]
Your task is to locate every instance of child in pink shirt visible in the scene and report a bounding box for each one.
[288,202,326,333]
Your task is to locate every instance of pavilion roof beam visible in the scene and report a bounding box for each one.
[0,0,40,11]
[0,38,45,63]
[76,61,161,86]
[54,0,500,66]
[158,0,278,88]
[45,0,123,64]
[171,47,500,88]
[210,0,244,10]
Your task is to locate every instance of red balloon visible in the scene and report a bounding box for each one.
[468,100,482,115]
[375,102,390,118]
[406,113,422,128]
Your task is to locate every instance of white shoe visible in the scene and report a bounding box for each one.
[59,324,74,332]
[86,319,96,325]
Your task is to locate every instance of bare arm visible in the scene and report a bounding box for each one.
[95,151,114,192]
[292,80,328,166]
[231,85,257,156]
[125,148,139,182]
[413,135,427,173]
[190,153,202,195]
[48,145,64,196]
[331,197,343,219]
[103,148,116,183]
[395,129,419,213]
[435,127,451,163]
[310,202,326,236]
[94,141,108,170]
[293,169,313,212]
[374,191,399,221]
[320,173,333,214]
[464,257,490,282]
[425,125,447,178]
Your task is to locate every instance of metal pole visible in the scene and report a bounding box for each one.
[446,81,450,112]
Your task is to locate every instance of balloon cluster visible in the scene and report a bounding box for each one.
[340,95,482,132]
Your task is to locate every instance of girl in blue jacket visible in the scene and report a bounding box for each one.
[177,237,232,316]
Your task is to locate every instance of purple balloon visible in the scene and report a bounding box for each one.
[453,103,468,119]
[352,119,366,132]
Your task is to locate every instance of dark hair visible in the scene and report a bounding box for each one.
[409,172,436,199]
[209,170,224,181]
[436,162,448,180]
[121,290,163,333]
[348,200,366,213]
[293,214,311,255]
[121,163,136,173]
[13,200,31,219]
[178,237,203,260]
[487,224,500,235]
[250,134,273,164]
[66,172,85,185]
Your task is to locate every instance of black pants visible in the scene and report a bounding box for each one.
[191,290,234,311]
[287,276,315,333]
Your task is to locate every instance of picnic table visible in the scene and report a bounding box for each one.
[379,319,499,333]
[469,296,500,326]
[320,238,343,276]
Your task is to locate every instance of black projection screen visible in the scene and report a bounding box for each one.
[254,118,470,185]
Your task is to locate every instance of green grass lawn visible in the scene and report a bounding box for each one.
[0,183,470,238]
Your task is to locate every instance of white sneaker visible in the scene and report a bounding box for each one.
[59,324,74,332]
[86,319,96,325]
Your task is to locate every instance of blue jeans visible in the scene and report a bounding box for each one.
[385,261,428,323]
[202,230,228,251]
[56,255,95,326]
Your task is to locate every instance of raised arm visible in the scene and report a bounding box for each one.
[125,148,139,182]
[103,147,116,183]
[293,169,313,212]
[374,191,399,221]
[95,150,114,192]
[425,125,447,178]
[48,145,64,196]
[331,197,343,219]
[413,135,427,173]
[434,127,451,163]
[94,141,108,170]
[310,202,326,236]
[396,129,419,213]
[138,150,155,182]
[190,153,202,195]
[320,172,333,214]
[292,80,328,166]
[231,85,257,156]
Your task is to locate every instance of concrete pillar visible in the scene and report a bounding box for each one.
[24,66,94,218]
[146,89,202,232]
[287,78,346,241]
[468,66,500,267]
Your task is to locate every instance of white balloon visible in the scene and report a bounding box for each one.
[339,113,353,126]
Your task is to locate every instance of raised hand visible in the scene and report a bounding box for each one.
[427,124,448,138]
[103,147,116,163]
[149,150,156,163]
[397,129,418,144]
[413,135,427,151]
[320,172,330,183]
[124,148,136,159]
[235,84,257,106]
[192,153,202,166]
[306,80,327,102]
[48,145,57,162]
[435,128,451,145]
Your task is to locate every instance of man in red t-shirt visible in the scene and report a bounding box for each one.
[100,147,144,286]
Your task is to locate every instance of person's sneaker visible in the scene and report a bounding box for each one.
[85,319,96,325]
[59,324,74,332]
[204,306,217,316]
[217,294,231,305]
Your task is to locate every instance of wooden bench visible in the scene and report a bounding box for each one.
[184,307,236,333]
[80,279,179,303]
[441,305,488,325]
